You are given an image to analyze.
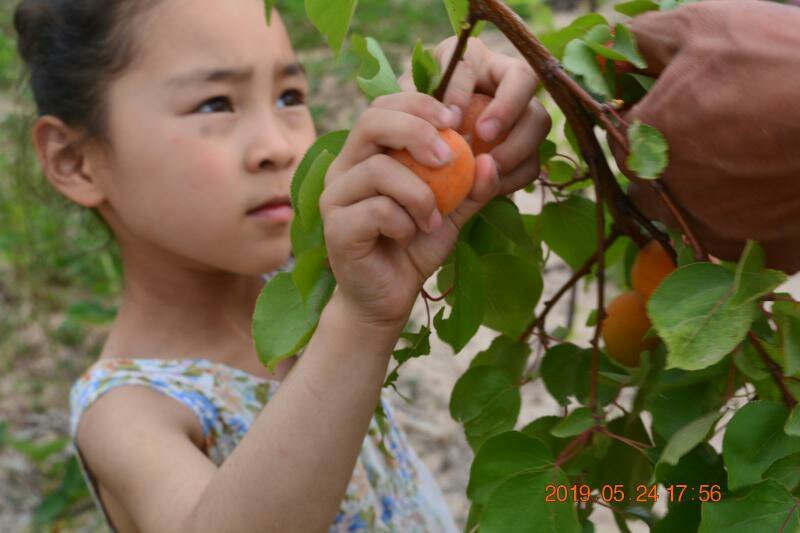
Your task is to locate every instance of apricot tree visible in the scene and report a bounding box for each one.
[254,0,800,531]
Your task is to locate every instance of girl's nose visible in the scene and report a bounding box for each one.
[246,117,296,173]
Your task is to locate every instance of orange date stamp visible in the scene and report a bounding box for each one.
[544,483,724,504]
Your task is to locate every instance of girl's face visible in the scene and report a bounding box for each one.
[94,0,316,276]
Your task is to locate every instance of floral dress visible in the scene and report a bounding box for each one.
[69,357,459,532]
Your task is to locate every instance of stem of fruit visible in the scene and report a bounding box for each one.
[648,180,708,262]
[555,428,593,467]
[466,0,663,251]
[748,330,798,408]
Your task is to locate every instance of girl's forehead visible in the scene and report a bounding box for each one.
[134,0,295,79]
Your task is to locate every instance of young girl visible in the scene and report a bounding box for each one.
[13,0,550,530]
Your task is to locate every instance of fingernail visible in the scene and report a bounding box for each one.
[433,138,452,165]
[478,118,501,143]
[448,105,463,128]
[439,106,459,128]
[427,209,443,232]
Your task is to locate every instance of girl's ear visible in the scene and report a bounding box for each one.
[31,115,108,208]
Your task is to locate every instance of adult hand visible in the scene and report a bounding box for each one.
[399,36,551,197]
[611,0,800,273]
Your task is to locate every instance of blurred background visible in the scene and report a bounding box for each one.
[6,0,793,532]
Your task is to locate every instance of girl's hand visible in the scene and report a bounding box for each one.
[399,36,551,196]
[320,93,500,330]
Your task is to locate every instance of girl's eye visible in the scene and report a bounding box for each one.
[277,89,306,109]
[196,96,233,114]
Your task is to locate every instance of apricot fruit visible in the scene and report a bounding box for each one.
[457,93,509,155]
[601,290,659,367]
[631,240,676,302]
[389,128,476,216]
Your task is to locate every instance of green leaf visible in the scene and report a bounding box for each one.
[648,263,759,370]
[263,0,277,24]
[469,335,531,383]
[540,195,599,269]
[434,241,485,353]
[545,160,575,184]
[723,401,800,490]
[615,0,660,16]
[253,270,336,370]
[305,0,358,56]
[541,343,619,406]
[393,325,432,365]
[450,366,514,423]
[647,381,723,439]
[785,404,800,437]
[551,407,596,438]
[480,253,542,338]
[9,436,69,464]
[298,150,334,231]
[699,480,800,532]
[521,417,571,456]
[656,411,721,470]
[477,197,537,255]
[291,130,349,218]
[730,240,788,307]
[291,245,328,300]
[773,301,800,376]
[443,0,469,35]
[351,35,401,99]
[563,39,611,99]
[764,453,800,492]
[540,14,608,60]
[626,120,668,179]
[411,40,441,95]
[467,431,553,504]
[539,139,557,164]
[464,387,521,450]
[611,24,647,69]
[481,469,581,533]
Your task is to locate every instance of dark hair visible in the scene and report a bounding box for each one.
[13,0,161,150]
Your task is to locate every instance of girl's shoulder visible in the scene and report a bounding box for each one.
[69,357,278,452]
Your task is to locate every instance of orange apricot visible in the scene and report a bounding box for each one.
[457,93,509,155]
[601,290,659,367]
[389,128,475,216]
[631,240,677,302]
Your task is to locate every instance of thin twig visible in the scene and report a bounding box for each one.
[433,15,478,102]
[748,330,797,408]
[648,180,709,261]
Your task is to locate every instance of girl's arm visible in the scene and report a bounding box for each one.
[182,290,406,532]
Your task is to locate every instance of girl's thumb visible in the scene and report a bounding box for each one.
[447,154,500,231]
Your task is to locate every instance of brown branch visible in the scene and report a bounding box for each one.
[518,230,621,344]
[467,0,666,252]
[748,330,797,408]
[422,286,453,302]
[433,15,478,102]
[648,180,708,262]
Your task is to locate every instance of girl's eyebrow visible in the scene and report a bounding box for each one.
[165,61,306,88]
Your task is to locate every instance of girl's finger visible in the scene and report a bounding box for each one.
[473,58,540,148]
[332,107,456,175]
[496,153,542,197]
[490,101,551,175]
[434,37,486,113]
[324,195,418,253]
[447,154,501,232]
[372,92,462,130]
[320,154,440,235]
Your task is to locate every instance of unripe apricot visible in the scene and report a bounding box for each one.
[601,290,659,367]
[389,128,475,216]
[457,93,509,155]
[632,240,676,302]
